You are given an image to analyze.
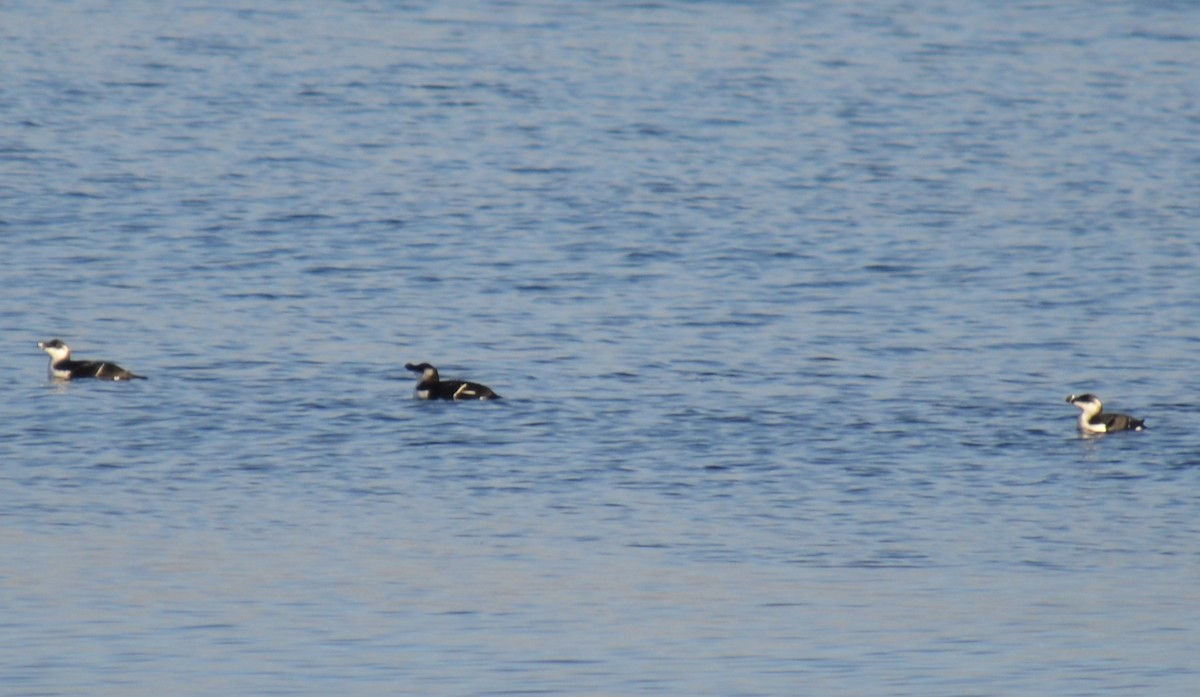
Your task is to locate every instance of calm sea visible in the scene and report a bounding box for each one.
[2,1,1199,695]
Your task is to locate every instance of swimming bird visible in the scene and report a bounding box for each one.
[37,339,145,380]
[404,362,500,400]
[1066,393,1144,433]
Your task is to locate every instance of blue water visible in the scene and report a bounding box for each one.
[3,1,1200,695]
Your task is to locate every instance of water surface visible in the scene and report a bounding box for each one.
[2,1,1199,695]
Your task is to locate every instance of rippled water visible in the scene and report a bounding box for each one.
[3,1,1200,695]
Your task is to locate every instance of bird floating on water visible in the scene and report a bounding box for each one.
[1066,393,1144,433]
[37,339,145,381]
[404,362,500,400]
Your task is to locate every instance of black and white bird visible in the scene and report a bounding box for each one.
[1066,393,1144,433]
[37,339,145,381]
[404,362,500,401]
